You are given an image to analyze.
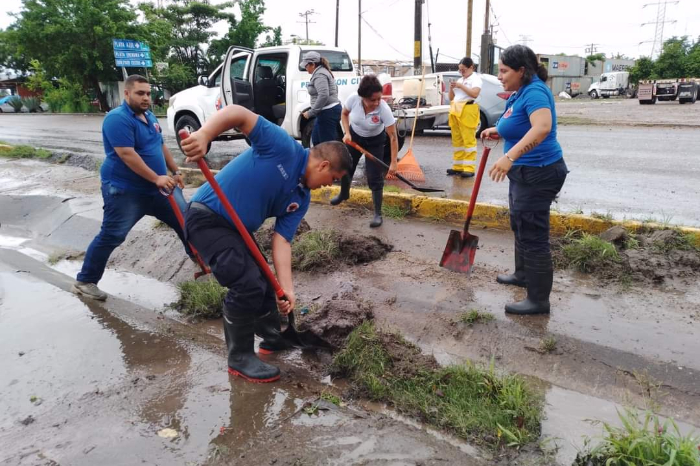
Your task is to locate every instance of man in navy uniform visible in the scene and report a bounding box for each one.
[73,75,190,301]
[182,104,352,383]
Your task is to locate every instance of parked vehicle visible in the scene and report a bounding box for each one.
[588,72,632,99]
[637,78,699,105]
[381,72,508,136]
[167,45,405,152]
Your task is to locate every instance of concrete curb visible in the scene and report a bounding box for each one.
[180,167,700,246]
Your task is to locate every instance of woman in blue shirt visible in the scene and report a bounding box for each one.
[481,45,568,316]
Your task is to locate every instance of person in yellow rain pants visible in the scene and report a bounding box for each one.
[447,57,482,178]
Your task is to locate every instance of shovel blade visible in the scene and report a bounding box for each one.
[439,229,479,274]
[279,313,332,350]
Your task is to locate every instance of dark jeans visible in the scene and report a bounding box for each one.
[184,203,275,319]
[346,127,389,191]
[311,103,341,146]
[77,182,191,284]
[507,158,568,254]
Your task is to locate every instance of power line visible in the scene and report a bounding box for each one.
[489,2,512,46]
[519,35,532,47]
[298,9,317,44]
[360,16,412,60]
[641,0,678,58]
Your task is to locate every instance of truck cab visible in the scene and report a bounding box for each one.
[167,45,361,151]
[588,72,630,99]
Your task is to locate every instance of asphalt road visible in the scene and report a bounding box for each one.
[1,113,699,227]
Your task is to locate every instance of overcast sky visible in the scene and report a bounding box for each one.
[2,0,699,63]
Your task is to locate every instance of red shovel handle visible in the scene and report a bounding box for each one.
[179,129,288,302]
[462,146,491,236]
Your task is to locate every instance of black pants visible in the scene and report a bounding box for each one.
[346,127,389,191]
[507,158,568,254]
[184,203,275,319]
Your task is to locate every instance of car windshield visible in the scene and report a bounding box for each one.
[298,50,353,72]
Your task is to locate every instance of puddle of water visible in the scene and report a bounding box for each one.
[542,385,700,465]
[0,234,30,248]
[0,272,127,429]
[52,260,178,311]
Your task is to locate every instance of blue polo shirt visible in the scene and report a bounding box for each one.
[496,76,563,167]
[191,116,310,242]
[100,100,166,193]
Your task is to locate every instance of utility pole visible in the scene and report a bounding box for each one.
[414,0,423,75]
[585,43,599,55]
[519,35,532,47]
[480,0,491,75]
[298,9,316,44]
[466,0,473,58]
[358,0,362,74]
[335,0,340,47]
[642,0,678,58]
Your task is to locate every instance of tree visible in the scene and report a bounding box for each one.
[585,52,606,65]
[261,26,283,48]
[208,0,273,65]
[684,37,700,77]
[628,57,654,84]
[4,0,140,111]
[654,36,690,79]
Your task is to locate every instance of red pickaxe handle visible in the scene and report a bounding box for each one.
[165,194,210,278]
[179,129,288,302]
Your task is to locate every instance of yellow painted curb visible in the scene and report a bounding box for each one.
[181,168,700,246]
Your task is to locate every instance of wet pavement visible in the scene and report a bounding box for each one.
[2,111,700,226]
[1,156,699,465]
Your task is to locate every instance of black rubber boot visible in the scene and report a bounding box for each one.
[330,176,351,206]
[255,310,291,354]
[224,312,281,383]
[505,252,553,315]
[497,243,527,288]
[369,189,383,228]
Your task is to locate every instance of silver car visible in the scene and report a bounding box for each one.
[433,72,510,136]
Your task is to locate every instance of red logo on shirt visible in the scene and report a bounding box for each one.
[503,107,513,119]
[154,123,161,133]
[371,115,380,124]
[286,202,300,213]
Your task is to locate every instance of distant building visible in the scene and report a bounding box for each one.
[537,54,636,96]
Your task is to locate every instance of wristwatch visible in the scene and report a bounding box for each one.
[172,170,182,176]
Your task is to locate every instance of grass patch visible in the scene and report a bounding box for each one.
[47,252,65,265]
[0,144,51,160]
[590,211,614,222]
[560,233,621,273]
[458,309,495,326]
[56,153,72,164]
[539,337,557,354]
[174,279,227,318]
[381,204,410,220]
[652,231,698,253]
[291,229,341,271]
[333,322,542,449]
[320,390,342,406]
[574,409,700,466]
[383,185,402,193]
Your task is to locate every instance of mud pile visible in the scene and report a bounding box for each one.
[255,221,392,272]
[553,227,700,284]
[375,332,440,378]
[296,296,374,350]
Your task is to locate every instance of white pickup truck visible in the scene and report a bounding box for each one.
[167,44,405,152]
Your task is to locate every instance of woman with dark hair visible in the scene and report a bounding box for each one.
[447,57,482,178]
[301,51,341,145]
[331,74,398,228]
[481,45,568,316]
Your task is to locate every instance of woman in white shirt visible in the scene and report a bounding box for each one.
[331,75,398,228]
[448,57,482,178]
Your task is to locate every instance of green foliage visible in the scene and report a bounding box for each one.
[154,62,196,95]
[209,0,270,62]
[4,0,140,111]
[561,233,621,273]
[261,26,283,48]
[7,96,23,112]
[655,36,691,79]
[382,204,410,219]
[291,229,341,271]
[574,409,700,466]
[586,53,606,64]
[43,78,91,113]
[629,57,655,84]
[175,279,227,318]
[0,144,51,159]
[458,309,495,326]
[334,322,543,448]
[21,97,42,113]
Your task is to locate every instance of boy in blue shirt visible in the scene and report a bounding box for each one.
[72,75,190,301]
[182,105,352,383]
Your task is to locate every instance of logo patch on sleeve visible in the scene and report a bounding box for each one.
[286,202,300,213]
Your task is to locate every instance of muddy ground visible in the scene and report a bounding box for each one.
[1,158,700,465]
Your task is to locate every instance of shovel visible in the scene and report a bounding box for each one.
[179,129,331,350]
[439,140,496,274]
[346,141,444,193]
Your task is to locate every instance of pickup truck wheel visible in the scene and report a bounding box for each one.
[175,115,211,154]
[301,120,314,148]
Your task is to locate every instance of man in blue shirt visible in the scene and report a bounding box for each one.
[182,105,352,383]
[72,75,190,301]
